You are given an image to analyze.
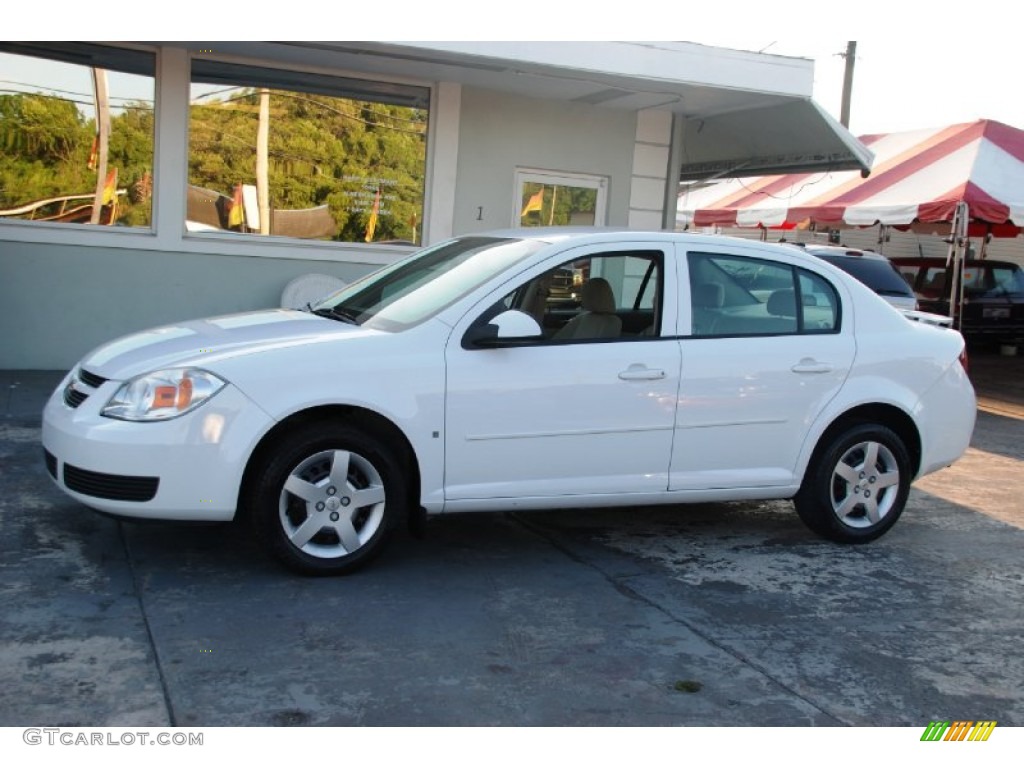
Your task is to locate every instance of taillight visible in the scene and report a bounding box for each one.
[959,347,970,375]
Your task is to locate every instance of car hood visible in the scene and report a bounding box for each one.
[78,309,373,380]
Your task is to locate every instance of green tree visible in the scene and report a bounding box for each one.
[188,89,427,243]
[108,102,155,226]
[0,93,92,211]
[0,92,155,226]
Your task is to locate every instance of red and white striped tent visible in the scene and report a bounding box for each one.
[677,119,1024,238]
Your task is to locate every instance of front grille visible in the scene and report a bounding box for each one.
[63,463,159,502]
[78,369,107,389]
[63,385,88,408]
[43,449,57,480]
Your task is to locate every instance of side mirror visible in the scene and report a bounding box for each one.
[463,310,543,348]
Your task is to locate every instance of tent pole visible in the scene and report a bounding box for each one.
[946,201,968,333]
[954,207,962,333]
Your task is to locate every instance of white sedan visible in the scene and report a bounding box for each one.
[42,230,976,575]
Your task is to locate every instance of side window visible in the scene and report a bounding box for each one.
[500,250,662,342]
[688,252,840,337]
[798,269,840,332]
[688,252,795,336]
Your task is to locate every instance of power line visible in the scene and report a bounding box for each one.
[0,80,154,106]
[191,91,425,136]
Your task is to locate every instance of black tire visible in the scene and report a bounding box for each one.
[794,423,911,543]
[245,422,406,575]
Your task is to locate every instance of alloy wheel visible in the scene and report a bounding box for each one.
[278,449,386,559]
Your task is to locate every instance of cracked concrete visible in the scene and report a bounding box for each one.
[0,352,1021,726]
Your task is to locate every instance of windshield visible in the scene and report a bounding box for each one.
[313,236,544,331]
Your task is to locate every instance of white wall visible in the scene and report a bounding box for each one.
[452,87,637,234]
[0,239,377,369]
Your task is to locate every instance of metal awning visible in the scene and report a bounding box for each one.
[677,99,874,181]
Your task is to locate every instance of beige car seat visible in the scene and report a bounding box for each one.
[554,277,622,340]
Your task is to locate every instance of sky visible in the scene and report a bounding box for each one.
[23,0,1024,139]
[694,38,1023,137]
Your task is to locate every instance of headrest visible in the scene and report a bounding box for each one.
[767,289,797,317]
[582,278,616,314]
[693,282,724,308]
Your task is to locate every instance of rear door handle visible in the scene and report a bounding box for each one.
[791,358,832,374]
[618,364,666,381]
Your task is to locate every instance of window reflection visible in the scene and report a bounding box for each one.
[187,61,428,245]
[519,182,598,227]
[0,44,155,228]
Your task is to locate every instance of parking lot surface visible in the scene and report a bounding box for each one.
[1,352,1022,727]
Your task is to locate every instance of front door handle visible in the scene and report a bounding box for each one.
[791,358,832,374]
[618,364,666,381]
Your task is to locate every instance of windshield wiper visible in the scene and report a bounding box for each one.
[311,306,360,325]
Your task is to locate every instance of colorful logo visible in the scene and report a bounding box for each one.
[920,721,997,742]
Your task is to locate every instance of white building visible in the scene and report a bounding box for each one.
[0,41,870,368]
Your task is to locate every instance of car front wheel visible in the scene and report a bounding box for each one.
[794,423,911,543]
[246,422,405,575]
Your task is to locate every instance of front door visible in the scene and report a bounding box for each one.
[443,245,681,503]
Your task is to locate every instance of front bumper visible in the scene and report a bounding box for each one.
[41,369,274,520]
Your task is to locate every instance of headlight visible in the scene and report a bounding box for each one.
[102,368,226,421]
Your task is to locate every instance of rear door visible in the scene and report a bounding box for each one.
[670,247,856,490]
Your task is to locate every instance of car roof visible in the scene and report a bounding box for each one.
[469,227,821,255]
[453,229,851,280]
[472,226,645,244]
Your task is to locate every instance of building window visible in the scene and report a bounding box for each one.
[0,43,155,229]
[187,59,429,245]
[514,169,607,228]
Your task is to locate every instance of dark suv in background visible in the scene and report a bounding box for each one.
[889,257,1024,345]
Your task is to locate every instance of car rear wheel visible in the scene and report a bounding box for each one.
[246,422,405,575]
[794,423,911,543]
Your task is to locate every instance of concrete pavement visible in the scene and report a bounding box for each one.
[0,351,1021,726]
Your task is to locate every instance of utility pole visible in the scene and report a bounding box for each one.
[89,68,110,225]
[839,41,857,128]
[256,88,271,235]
